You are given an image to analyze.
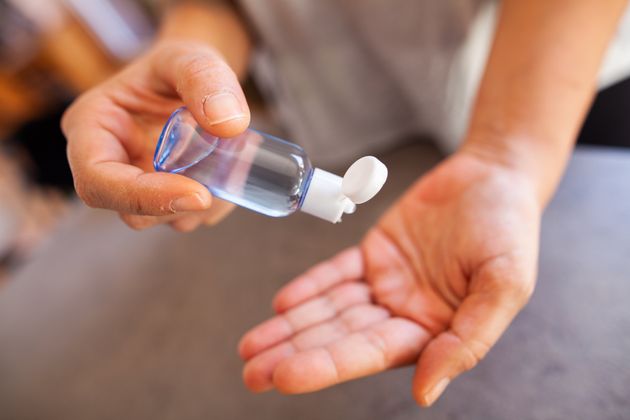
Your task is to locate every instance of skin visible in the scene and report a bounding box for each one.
[62,0,628,407]
[62,2,251,231]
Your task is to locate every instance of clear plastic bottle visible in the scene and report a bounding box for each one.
[154,108,387,223]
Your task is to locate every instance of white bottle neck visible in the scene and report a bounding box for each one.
[300,168,355,223]
[299,156,388,223]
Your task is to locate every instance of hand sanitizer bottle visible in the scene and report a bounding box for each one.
[154,108,387,223]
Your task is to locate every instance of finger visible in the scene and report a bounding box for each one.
[121,213,202,232]
[272,247,365,313]
[73,156,212,215]
[413,258,534,406]
[119,212,185,230]
[170,213,204,232]
[239,282,371,360]
[119,213,163,230]
[272,318,431,394]
[290,304,389,350]
[120,200,235,230]
[64,101,213,216]
[243,304,389,392]
[202,199,235,225]
[152,41,250,137]
[242,343,294,393]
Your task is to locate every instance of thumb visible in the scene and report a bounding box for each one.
[413,258,534,406]
[152,41,250,138]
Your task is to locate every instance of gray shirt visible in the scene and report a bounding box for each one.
[154,0,630,164]
[240,0,484,164]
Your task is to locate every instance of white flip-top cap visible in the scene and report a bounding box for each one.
[300,156,388,223]
[342,156,388,204]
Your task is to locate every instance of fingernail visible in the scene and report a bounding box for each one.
[203,92,245,126]
[170,193,210,213]
[423,377,450,406]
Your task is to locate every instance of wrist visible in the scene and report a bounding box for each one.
[459,130,569,210]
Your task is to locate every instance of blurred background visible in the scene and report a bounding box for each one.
[0,0,156,280]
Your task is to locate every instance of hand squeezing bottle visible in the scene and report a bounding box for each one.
[154,108,388,223]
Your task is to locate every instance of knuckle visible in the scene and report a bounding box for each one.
[363,329,389,369]
[499,274,534,306]
[493,275,532,306]
[460,341,483,371]
[180,51,226,79]
[181,54,212,78]
[444,330,490,373]
[123,183,156,216]
[128,196,153,216]
[128,197,143,215]
[450,332,488,372]
[168,53,238,108]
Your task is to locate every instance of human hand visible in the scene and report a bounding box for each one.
[239,151,540,405]
[62,41,250,231]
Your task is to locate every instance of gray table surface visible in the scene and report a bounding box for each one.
[0,143,629,420]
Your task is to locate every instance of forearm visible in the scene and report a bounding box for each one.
[157,1,252,79]
[462,0,627,207]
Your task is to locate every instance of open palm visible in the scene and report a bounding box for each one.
[239,152,541,405]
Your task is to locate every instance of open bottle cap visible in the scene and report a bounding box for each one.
[300,156,388,223]
[342,156,388,204]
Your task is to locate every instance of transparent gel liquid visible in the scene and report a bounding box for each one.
[154,108,313,217]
